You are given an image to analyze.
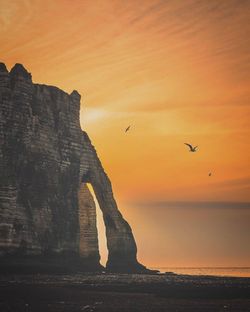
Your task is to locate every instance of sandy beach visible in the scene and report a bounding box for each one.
[0,273,249,312]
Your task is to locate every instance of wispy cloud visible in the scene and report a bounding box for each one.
[132,200,250,210]
[212,176,250,189]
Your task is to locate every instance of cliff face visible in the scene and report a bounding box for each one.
[0,63,146,272]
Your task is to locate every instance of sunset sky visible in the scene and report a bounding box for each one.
[1,0,249,267]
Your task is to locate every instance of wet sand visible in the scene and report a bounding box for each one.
[0,273,249,311]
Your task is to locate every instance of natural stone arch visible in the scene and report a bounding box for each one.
[80,132,146,272]
[0,62,149,273]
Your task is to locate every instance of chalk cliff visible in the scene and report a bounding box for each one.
[0,63,147,272]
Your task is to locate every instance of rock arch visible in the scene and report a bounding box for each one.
[0,62,148,273]
[79,132,146,272]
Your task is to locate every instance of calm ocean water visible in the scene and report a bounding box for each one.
[151,267,250,277]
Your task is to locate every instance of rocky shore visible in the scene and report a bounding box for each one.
[0,273,249,311]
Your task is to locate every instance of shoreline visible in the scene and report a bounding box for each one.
[0,273,249,311]
[150,267,250,278]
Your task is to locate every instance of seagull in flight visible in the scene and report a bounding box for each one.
[125,125,131,133]
[184,143,198,152]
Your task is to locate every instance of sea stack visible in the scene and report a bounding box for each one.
[0,63,147,273]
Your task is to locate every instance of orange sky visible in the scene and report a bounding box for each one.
[1,0,250,267]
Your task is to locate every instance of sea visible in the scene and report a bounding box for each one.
[151,267,250,277]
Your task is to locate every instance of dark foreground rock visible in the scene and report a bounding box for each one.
[0,62,148,273]
[0,273,249,311]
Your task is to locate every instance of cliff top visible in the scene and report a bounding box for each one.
[0,62,8,73]
[0,62,81,100]
[10,63,32,79]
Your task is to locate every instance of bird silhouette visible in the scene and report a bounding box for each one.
[125,125,131,133]
[184,143,198,152]
[209,172,212,176]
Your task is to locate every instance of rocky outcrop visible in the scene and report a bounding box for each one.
[80,132,146,272]
[0,63,147,272]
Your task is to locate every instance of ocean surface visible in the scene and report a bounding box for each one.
[151,267,250,277]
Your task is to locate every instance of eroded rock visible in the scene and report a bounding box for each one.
[0,63,147,272]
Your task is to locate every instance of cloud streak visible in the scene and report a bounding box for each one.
[132,200,250,210]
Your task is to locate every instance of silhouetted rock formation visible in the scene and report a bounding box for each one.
[0,63,147,273]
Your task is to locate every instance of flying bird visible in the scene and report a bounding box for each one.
[125,125,131,133]
[208,172,212,176]
[184,143,198,152]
